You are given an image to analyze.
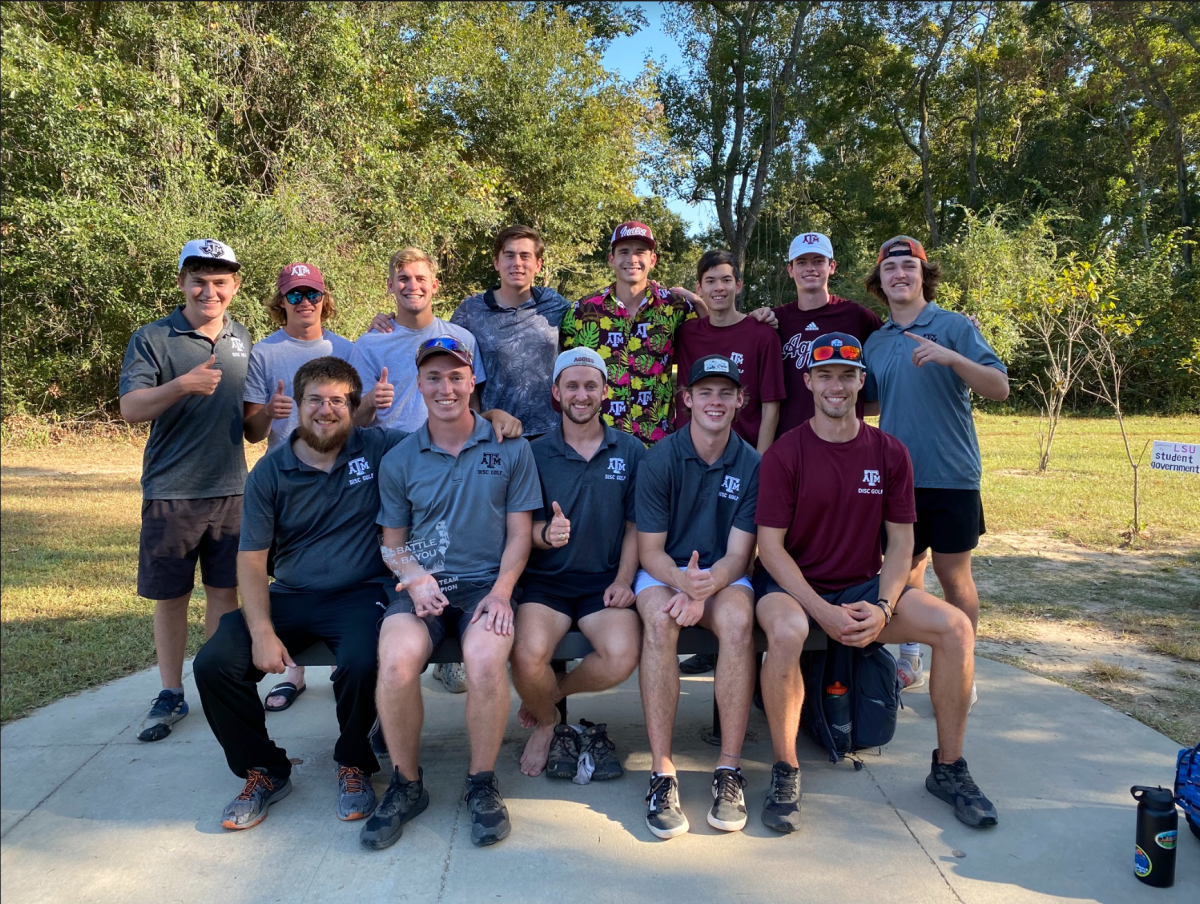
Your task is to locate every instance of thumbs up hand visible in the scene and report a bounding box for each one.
[682,549,715,601]
[181,354,222,396]
[268,379,293,419]
[547,501,571,548]
[372,366,394,410]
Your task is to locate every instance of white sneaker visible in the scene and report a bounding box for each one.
[897,656,927,691]
[433,662,468,694]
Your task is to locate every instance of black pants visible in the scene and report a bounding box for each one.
[194,584,386,780]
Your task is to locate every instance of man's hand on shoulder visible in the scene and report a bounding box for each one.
[370,312,396,334]
[748,307,779,329]
[482,408,523,442]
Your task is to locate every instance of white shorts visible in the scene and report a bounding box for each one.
[633,568,753,597]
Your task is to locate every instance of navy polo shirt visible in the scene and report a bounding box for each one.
[119,307,251,499]
[526,424,646,579]
[240,426,408,594]
[636,426,761,568]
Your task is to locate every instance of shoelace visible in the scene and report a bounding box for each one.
[465,778,502,810]
[236,771,274,802]
[714,770,746,804]
[582,728,615,758]
[770,766,800,802]
[645,775,677,812]
[946,763,981,795]
[148,693,179,716]
[339,766,367,795]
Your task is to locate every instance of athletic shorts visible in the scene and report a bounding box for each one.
[519,572,614,625]
[912,488,985,555]
[383,578,495,650]
[137,496,242,600]
[633,568,753,597]
[753,570,913,611]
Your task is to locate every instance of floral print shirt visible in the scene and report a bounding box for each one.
[560,280,697,444]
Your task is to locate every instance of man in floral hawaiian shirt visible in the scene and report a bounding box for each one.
[560,222,702,445]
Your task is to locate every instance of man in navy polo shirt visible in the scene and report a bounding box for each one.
[756,333,996,831]
[363,336,542,850]
[635,355,760,839]
[119,239,251,742]
[511,348,645,780]
[194,356,406,830]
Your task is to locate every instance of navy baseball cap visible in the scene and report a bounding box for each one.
[808,332,865,370]
[686,354,742,388]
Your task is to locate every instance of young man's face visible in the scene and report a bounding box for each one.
[787,253,835,295]
[803,364,864,419]
[177,270,239,322]
[388,261,439,316]
[878,257,924,305]
[684,377,742,433]
[552,365,605,426]
[282,287,325,330]
[418,357,475,423]
[296,379,355,452]
[697,263,742,315]
[494,238,543,293]
[608,240,657,289]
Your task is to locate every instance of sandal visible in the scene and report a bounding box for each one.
[264,681,306,712]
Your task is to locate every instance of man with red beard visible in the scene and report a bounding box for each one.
[195,357,407,830]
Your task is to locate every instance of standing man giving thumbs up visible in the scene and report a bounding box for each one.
[119,239,252,742]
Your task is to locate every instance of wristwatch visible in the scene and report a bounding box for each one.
[873,598,893,625]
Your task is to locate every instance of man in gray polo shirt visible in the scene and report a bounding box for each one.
[194,356,406,830]
[635,355,760,840]
[511,349,645,780]
[119,238,251,742]
[361,336,541,851]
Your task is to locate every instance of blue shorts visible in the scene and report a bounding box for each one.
[633,568,753,597]
[382,579,495,649]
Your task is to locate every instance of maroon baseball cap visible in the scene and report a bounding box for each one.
[277,262,326,294]
[610,220,656,250]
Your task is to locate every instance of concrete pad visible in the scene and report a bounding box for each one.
[1,655,1197,904]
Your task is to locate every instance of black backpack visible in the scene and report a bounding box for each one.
[800,638,902,769]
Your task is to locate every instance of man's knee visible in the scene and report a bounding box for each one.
[941,605,974,652]
[637,593,680,646]
[712,592,754,644]
[193,612,249,685]
[593,632,641,680]
[510,626,559,676]
[463,639,511,687]
[377,633,427,687]
[761,608,808,657]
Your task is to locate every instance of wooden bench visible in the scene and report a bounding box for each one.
[295,624,826,738]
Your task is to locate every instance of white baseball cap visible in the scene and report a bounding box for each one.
[178,238,241,272]
[553,348,607,383]
[787,232,834,261]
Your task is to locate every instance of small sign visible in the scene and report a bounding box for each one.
[1150,441,1199,474]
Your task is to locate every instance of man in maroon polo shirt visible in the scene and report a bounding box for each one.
[753,332,996,833]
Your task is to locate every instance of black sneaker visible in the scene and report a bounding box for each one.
[926,751,998,827]
[221,769,292,830]
[707,767,748,832]
[645,772,689,839]
[580,722,623,780]
[465,771,511,846]
[546,724,581,779]
[762,761,802,833]
[679,653,716,674]
[359,767,429,850]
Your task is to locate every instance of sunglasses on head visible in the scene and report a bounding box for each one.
[811,344,862,362]
[419,336,468,354]
[284,289,325,305]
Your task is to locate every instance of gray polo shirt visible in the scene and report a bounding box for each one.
[526,424,645,579]
[245,328,357,451]
[119,307,250,500]
[350,318,486,432]
[377,412,542,587]
[450,286,570,436]
[863,302,1007,490]
[240,426,408,594]
[636,426,760,569]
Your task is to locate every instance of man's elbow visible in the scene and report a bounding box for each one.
[986,376,1010,402]
[119,396,145,424]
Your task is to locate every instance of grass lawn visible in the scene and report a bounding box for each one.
[2,414,1198,735]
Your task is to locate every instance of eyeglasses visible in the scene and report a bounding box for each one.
[284,290,325,305]
[811,343,862,362]
[301,395,349,410]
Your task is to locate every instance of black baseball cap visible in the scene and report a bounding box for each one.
[808,332,865,370]
[686,354,742,388]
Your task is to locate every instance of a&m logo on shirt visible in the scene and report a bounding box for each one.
[729,352,744,370]
[859,469,883,495]
[606,457,627,481]
[347,456,374,486]
[229,336,248,357]
[478,452,503,476]
[719,475,741,500]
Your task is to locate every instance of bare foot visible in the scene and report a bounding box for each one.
[520,722,557,777]
[264,681,305,710]
[517,703,539,729]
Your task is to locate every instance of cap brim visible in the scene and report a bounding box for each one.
[180,256,241,272]
[415,348,474,370]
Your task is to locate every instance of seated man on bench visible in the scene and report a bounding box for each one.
[511,349,645,779]
[635,355,760,839]
[755,332,997,833]
[363,337,542,850]
[195,356,407,830]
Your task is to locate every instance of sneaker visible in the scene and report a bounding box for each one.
[580,722,623,781]
[897,655,927,692]
[679,653,716,674]
[433,662,468,694]
[925,751,998,827]
[359,768,429,850]
[762,761,803,833]
[546,724,581,779]
[708,768,748,832]
[221,769,292,830]
[337,766,377,820]
[137,689,188,742]
[464,771,511,846]
[645,773,689,839]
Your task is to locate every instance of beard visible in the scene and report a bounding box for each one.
[297,418,353,453]
[815,397,852,419]
[563,400,601,426]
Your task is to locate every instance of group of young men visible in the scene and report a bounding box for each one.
[120,219,1008,849]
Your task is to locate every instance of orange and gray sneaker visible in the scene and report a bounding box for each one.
[221,769,292,830]
[337,766,377,820]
